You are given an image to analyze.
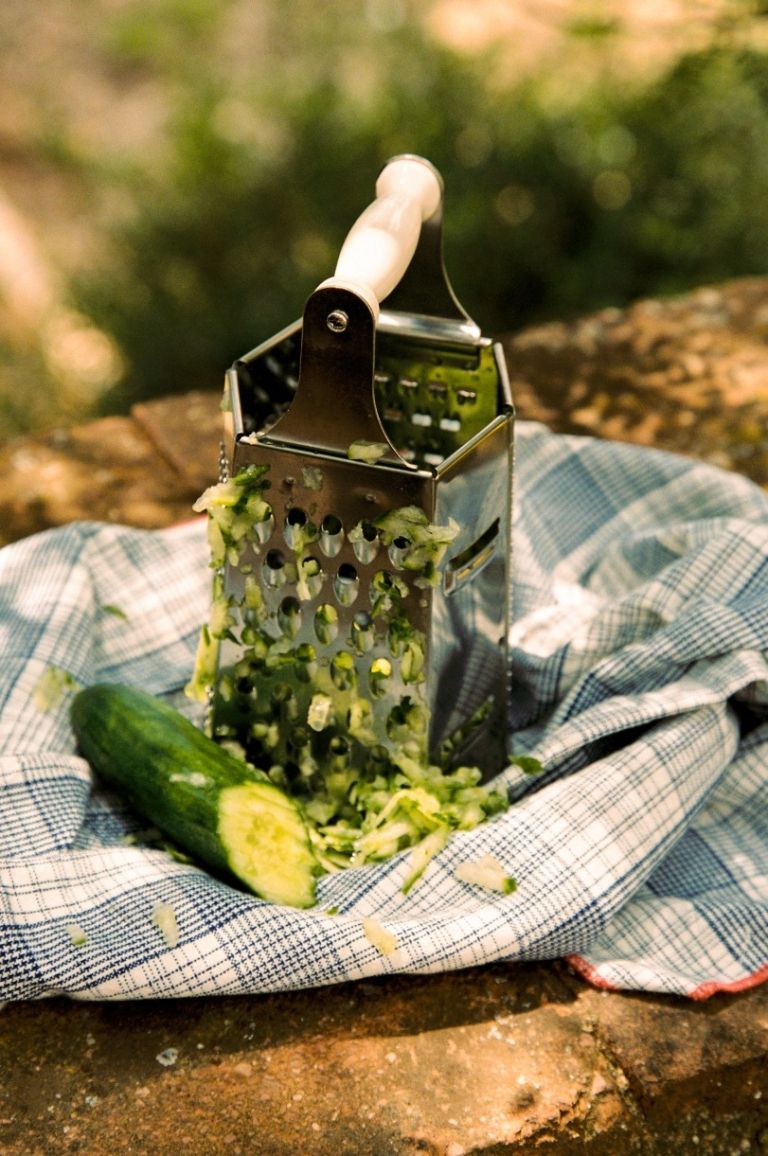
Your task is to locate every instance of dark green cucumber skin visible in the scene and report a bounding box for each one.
[70,683,274,885]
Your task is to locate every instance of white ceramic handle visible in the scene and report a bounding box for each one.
[317,156,442,318]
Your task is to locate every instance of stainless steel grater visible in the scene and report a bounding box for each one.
[208,155,514,779]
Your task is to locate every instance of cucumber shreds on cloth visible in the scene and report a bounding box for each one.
[185,465,517,887]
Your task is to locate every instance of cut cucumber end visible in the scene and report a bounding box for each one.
[218,782,318,908]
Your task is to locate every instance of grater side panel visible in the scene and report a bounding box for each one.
[429,410,514,773]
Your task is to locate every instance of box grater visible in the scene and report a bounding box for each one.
[206,155,514,780]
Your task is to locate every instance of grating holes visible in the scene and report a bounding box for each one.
[284,507,315,550]
[369,657,393,698]
[320,514,344,557]
[346,696,373,737]
[439,416,461,432]
[386,702,408,741]
[411,412,432,427]
[288,725,311,751]
[351,611,375,653]
[297,555,324,600]
[350,520,379,564]
[328,735,351,766]
[369,569,409,617]
[278,596,302,638]
[252,503,275,545]
[264,549,287,588]
[331,650,356,691]
[271,682,299,720]
[334,562,359,606]
[314,603,339,645]
[386,699,428,742]
[388,536,411,569]
[294,642,318,683]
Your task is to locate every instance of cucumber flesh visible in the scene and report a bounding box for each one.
[218,782,318,908]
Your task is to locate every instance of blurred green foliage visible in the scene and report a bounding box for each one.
[67,2,768,413]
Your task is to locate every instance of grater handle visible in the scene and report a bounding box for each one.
[317,156,442,320]
[259,157,445,462]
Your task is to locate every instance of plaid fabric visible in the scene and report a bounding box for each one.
[1,422,767,1001]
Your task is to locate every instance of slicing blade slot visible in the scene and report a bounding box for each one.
[444,518,500,594]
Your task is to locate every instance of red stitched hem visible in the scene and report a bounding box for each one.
[688,961,768,1001]
[565,954,768,1000]
[564,954,619,991]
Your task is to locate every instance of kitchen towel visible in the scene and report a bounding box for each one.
[1,421,766,1000]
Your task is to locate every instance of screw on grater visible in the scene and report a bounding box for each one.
[326,310,349,333]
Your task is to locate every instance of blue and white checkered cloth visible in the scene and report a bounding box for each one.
[1,422,767,1001]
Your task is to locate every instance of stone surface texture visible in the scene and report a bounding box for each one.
[504,277,768,484]
[1,966,766,1156]
[1,279,768,1154]
[0,389,222,546]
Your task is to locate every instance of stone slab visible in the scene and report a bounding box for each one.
[0,391,222,546]
[504,277,768,485]
[1,964,766,1155]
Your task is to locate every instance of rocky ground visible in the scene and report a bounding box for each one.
[1,963,767,1156]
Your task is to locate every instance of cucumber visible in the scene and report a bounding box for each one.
[70,684,318,908]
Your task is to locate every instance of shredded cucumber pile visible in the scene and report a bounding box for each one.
[187,464,517,884]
